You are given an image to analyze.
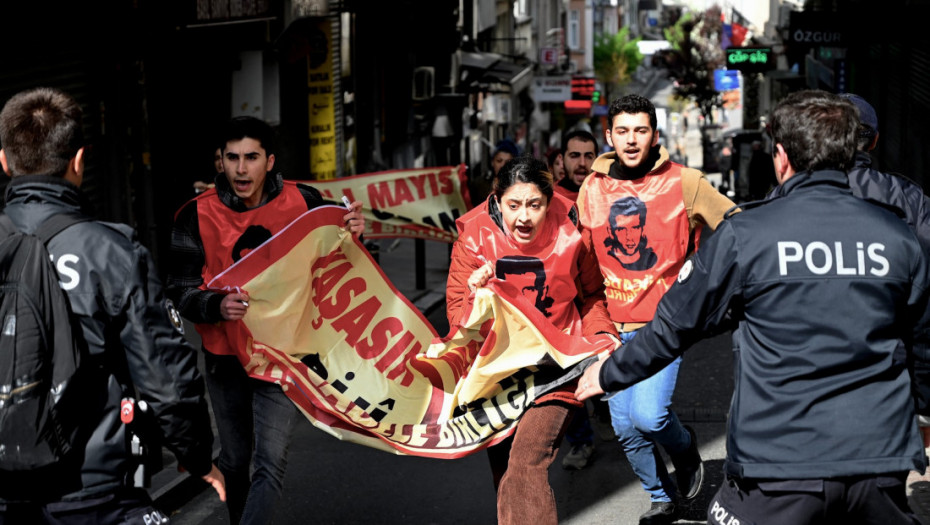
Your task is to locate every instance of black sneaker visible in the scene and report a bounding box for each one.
[561,442,594,470]
[671,425,704,500]
[639,501,679,525]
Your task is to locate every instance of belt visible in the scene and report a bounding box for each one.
[614,321,647,333]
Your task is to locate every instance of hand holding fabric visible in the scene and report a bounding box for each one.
[343,201,366,236]
[220,292,250,321]
[467,259,495,292]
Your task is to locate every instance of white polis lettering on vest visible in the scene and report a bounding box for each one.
[51,253,81,291]
[709,500,741,525]
[777,241,889,277]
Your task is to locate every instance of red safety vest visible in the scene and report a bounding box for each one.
[194,181,309,355]
[579,167,693,323]
[456,193,584,335]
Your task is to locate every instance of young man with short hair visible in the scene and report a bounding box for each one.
[556,128,605,470]
[577,94,736,524]
[166,116,364,525]
[578,89,930,525]
[555,130,598,201]
[0,87,225,524]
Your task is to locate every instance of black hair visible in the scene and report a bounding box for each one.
[769,90,858,173]
[545,147,561,170]
[220,116,276,156]
[0,87,84,177]
[561,130,598,155]
[495,255,554,317]
[608,196,647,228]
[607,94,657,131]
[493,155,554,203]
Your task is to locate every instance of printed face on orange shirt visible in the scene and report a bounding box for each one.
[606,112,659,170]
[613,213,644,257]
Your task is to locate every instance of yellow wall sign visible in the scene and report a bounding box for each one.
[308,19,337,180]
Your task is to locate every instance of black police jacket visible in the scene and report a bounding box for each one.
[847,151,930,250]
[600,169,930,479]
[2,175,214,502]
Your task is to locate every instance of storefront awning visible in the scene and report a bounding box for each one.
[459,51,533,94]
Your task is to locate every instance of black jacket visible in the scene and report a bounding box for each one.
[2,176,214,502]
[600,170,930,479]
[770,153,930,412]
[847,151,930,251]
[767,152,930,249]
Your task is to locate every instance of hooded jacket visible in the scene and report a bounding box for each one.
[577,145,735,328]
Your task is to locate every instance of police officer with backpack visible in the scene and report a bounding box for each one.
[0,88,225,523]
[576,90,930,524]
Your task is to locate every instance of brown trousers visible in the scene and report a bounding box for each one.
[486,401,574,525]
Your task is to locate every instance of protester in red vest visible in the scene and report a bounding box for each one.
[551,128,612,470]
[577,94,737,524]
[166,116,364,525]
[447,155,618,525]
[554,130,598,201]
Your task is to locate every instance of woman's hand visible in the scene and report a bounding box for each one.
[467,259,495,292]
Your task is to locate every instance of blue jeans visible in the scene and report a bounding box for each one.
[607,331,690,503]
[203,352,300,525]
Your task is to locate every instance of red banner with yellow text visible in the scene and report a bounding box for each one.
[301,165,472,243]
[206,205,612,458]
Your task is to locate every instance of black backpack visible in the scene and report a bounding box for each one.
[0,211,89,471]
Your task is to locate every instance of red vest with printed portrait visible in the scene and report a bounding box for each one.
[195,181,309,355]
[455,193,584,335]
[579,165,692,323]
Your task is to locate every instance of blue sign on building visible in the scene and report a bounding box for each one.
[714,69,740,91]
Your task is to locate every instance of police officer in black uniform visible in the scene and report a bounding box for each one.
[0,87,226,524]
[576,89,930,524]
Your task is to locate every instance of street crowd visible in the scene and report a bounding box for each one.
[1,85,929,525]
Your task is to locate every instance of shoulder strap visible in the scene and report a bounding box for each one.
[33,212,90,245]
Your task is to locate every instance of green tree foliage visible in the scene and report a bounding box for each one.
[593,27,643,100]
[663,10,693,52]
[655,5,725,121]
